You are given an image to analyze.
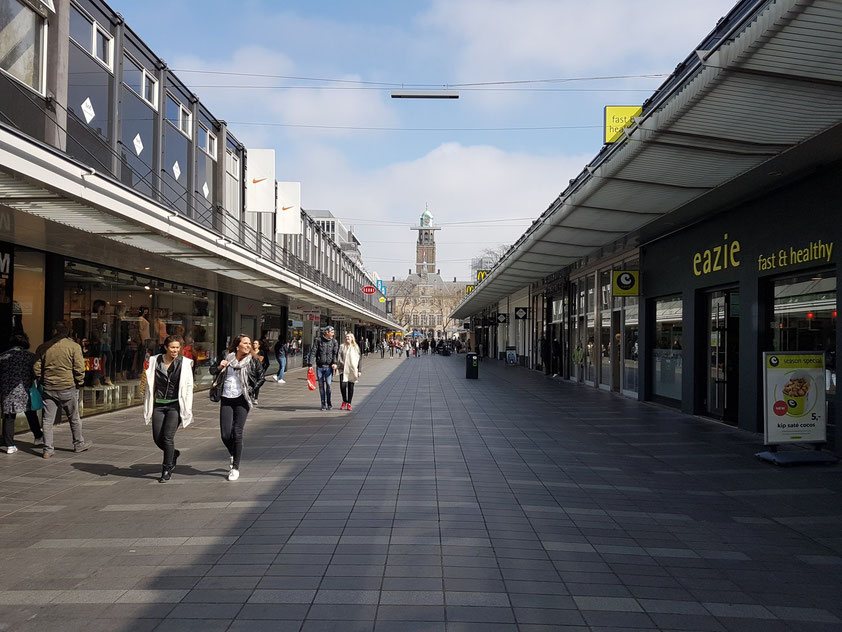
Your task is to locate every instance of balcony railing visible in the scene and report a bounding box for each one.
[0,76,387,318]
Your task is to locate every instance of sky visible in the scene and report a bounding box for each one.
[115,0,739,281]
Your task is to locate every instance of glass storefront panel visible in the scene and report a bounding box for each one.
[63,260,216,416]
[599,270,611,386]
[772,271,836,396]
[653,296,683,402]
[623,296,639,394]
[12,249,45,348]
[585,275,596,382]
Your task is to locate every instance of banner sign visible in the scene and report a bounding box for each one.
[245,149,276,213]
[276,181,301,234]
[763,352,826,445]
[466,284,475,294]
[604,105,642,144]
[612,270,640,296]
[514,307,528,320]
[476,269,490,282]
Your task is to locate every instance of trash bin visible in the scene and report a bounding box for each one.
[466,352,479,379]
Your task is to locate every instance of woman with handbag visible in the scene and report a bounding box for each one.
[337,332,362,411]
[0,333,44,454]
[209,334,265,481]
[142,335,194,483]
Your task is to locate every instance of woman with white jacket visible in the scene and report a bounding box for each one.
[337,332,362,411]
[142,335,194,483]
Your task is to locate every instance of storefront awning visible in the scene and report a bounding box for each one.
[0,125,396,330]
[453,0,842,318]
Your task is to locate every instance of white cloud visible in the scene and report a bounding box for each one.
[419,0,737,80]
[291,141,590,280]
[171,46,398,144]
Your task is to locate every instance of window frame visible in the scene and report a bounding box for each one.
[69,2,113,72]
[121,52,158,110]
[198,123,216,159]
[165,92,192,138]
[0,0,49,95]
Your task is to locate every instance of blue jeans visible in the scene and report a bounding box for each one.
[275,355,287,380]
[316,366,333,407]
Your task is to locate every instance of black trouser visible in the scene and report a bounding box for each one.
[339,375,355,405]
[2,410,42,446]
[220,395,249,469]
[151,402,181,467]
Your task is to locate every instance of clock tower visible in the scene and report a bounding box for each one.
[411,206,440,275]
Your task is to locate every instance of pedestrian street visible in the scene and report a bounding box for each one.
[0,352,841,631]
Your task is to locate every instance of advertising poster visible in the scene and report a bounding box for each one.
[763,352,826,445]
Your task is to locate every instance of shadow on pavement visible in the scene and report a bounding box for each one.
[71,461,224,479]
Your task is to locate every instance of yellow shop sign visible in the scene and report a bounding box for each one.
[692,234,741,276]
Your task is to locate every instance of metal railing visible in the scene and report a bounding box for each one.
[1,78,389,318]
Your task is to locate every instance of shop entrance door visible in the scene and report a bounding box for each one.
[706,289,739,423]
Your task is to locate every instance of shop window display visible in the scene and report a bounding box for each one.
[772,272,836,396]
[623,297,639,394]
[653,296,683,402]
[63,261,216,416]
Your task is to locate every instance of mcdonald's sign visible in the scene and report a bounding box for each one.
[466,284,475,294]
[476,269,490,282]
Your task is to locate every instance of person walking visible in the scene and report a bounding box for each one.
[0,333,44,454]
[379,338,385,359]
[272,338,288,384]
[404,340,410,358]
[34,322,92,459]
[210,334,265,482]
[337,333,362,411]
[142,335,193,483]
[251,338,270,405]
[305,325,339,411]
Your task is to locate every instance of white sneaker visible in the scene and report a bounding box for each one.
[5,446,17,454]
[270,375,278,382]
[278,379,286,384]
[228,468,239,481]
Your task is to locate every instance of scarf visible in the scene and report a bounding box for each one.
[225,352,255,407]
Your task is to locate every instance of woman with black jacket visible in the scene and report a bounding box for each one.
[142,335,193,483]
[251,338,271,405]
[210,334,265,481]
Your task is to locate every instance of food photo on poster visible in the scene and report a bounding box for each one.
[763,352,826,445]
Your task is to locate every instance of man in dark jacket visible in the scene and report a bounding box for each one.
[305,326,339,410]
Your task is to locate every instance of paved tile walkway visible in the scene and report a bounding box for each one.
[1,352,841,631]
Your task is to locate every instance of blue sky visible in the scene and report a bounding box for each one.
[116,0,738,280]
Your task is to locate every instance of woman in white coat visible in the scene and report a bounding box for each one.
[143,335,194,483]
[337,332,362,411]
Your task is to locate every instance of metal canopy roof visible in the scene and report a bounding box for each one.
[453,0,842,318]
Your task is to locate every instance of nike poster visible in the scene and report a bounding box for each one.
[245,148,276,213]
[276,181,302,235]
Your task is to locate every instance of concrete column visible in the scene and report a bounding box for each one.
[44,1,69,151]
[109,15,124,177]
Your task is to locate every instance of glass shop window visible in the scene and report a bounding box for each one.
[772,271,836,396]
[652,296,683,403]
